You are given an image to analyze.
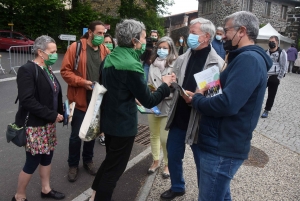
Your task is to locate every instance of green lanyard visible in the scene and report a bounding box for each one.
[44,66,57,91]
[44,66,54,81]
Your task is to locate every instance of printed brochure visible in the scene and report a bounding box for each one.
[193,65,222,97]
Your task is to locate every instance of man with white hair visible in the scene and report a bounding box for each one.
[212,27,226,59]
[160,17,224,200]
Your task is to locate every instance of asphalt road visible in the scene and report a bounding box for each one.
[0,54,150,201]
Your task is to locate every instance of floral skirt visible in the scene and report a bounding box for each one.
[25,123,57,155]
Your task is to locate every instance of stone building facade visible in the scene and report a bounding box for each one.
[198,0,300,33]
[163,11,198,46]
[286,7,300,47]
[78,0,145,17]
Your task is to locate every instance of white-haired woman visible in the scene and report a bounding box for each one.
[147,36,178,178]
[12,35,65,201]
[89,19,175,201]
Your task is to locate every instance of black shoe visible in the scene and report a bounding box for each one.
[12,196,28,201]
[41,189,65,200]
[160,189,185,200]
[83,161,97,175]
[68,166,78,182]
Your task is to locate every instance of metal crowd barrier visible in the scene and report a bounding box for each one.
[0,54,5,74]
[8,45,34,75]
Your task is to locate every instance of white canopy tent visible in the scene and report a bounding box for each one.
[256,23,294,50]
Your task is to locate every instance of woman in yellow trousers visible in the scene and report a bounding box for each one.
[147,36,178,178]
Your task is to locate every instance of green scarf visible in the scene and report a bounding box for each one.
[104,46,144,75]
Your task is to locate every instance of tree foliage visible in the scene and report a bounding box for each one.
[118,0,173,36]
[0,0,172,50]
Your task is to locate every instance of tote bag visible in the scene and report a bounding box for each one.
[79,82,107,141]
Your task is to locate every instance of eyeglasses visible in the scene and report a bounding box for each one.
[151,30,158,33]
[223,26,240,34]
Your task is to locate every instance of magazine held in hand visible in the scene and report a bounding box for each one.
[63,100,76,127]
[170,82,190,97]
[137,105,161,115]
[193,65,222,97]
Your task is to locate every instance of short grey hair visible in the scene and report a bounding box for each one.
[224,11,259,41]
[115,19,146,47]
[150,36,178,66]
[216,27,224,33]
[190,17,216,42]
[33,35,56,56]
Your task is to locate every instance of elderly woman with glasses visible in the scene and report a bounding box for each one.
[12,35,64,201]
[89,19,175,201]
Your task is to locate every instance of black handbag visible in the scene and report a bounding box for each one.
[6,63,38,147]
[6,114,29,147]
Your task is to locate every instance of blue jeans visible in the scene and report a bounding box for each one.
[167,126,201,192]
[143,63,150,82]
[198,150,244,201]
[68,108,95,167]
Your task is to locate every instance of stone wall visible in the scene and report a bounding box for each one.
[85,0,145,17]
[169,26,190,46]
[198,0,240,27]
[286,7,300,48]
[198,0,295,32]
[253,0,293,33]
[84,0,121,17]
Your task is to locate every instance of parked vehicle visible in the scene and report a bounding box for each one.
[0,30,34,51]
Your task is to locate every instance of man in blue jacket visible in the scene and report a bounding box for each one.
[211,27,226,59]
[185,11,272,200]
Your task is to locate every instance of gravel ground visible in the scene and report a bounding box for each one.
[146,132,300,201]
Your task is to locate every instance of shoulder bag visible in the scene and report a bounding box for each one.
[6,64,38,147]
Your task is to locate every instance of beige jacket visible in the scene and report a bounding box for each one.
[165,46,224,145]
[148,61,175,117]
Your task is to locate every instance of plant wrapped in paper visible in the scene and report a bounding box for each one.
[79,82,107,141]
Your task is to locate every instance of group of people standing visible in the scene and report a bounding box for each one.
[13,9,291,201]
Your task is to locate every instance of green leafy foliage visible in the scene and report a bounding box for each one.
[118,0,173,37]
[0,0,172,51]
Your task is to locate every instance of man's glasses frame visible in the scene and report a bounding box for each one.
[223,26,240,34]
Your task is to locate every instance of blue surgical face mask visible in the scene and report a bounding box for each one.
[216,35,222,41]
[187,34,204,50]
[179,39,183,43]
[157,48,169,59]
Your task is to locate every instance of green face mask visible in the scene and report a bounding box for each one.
[135,41,146,56]
[43,51,58,66]
[151,36,158,42]
[105,43,114,51]
[92,34,104,46]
